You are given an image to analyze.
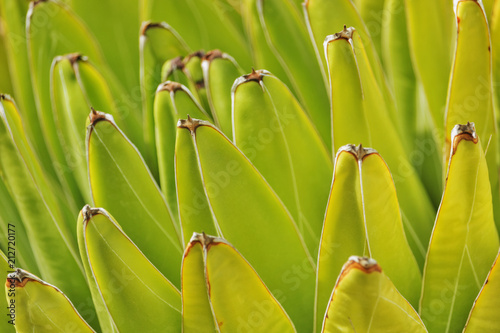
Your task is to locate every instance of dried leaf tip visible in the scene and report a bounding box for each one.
[338,143,377,161]
[157,81,183,93]
[185,50,206,63]
[190,232,216,248]
[203,49,224,62]
[177,115,209,133]
[339,256,381,279]
[82,204,102,222]
[451,122,478,153]
[67,53,86,65]
[140,21,167,35]
[325,25,356,44]
[6,268,33,288]
[88,107,109,125]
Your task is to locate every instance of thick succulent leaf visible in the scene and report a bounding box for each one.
[181,237,217,333]
[0,96,91,314]
[445,0,500,231]
[382,0,443,204]
[492,0,500,121]
[202,50,244,138]
[78,206,181,332]
[27,0,106,202]
[140,0,251,69]
[321,257,426,332]
[67,0,140,97]
[464,250,500,332]
[0,178,39,276]
[232,71,332,256]
[315,145,421,332]
[184,52,211,113]
[356,0,385,62]
[175,127,218,244]
[200,234,296,332]
[420,124,500,333]
[162,56,192,87]
[0,0,49,171]
[325,29,434,267]
[405,0,455,132]
[257,0,331,148]
[177,118,314,332]
[140,22,190,175]
[5,269,94,332]
[155,82,212,227]
[86,110,182,287]
[241,0,291,88]
[0,30,13,95]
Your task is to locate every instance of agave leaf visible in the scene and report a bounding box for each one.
[405,0,455,133]
[0,0,49,171]
[177,117,314,332]
[321,257,426,332]
[5,269,94,332]
[241,0,291,88]
[0,96,92,316]
[445,0,500,231]
[463,250,500,332]
[140,0,251,69]
[420,123,500,332]
[78,206,181,332]
[200,233,296,332]
[232,70,332,256]
[66,0,140,96]
[140,22,190,176]
[183,51,211,113]
[325,28,434,267]
[315,145,421,332]
[0,251,15,332]
[202,50,244,138]
[0,29,13,95]
[155,82,212,228]
[181,236,218,333]
[382,0,443,205]
[492,0,500,121]
[356,0,385,62]
[175,127,219,244]
[162,56,192,86]
[0,178,39,275]
[27,0,108,203]
[482,0,494,22]
[86,109,182,287]
[257,0,331,148]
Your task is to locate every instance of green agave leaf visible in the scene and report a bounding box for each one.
[181,235,217,333]
[257,0,331,148]
[200,233,296,332]
[241,0,291,88]
[356,0,385,62]
[78,206,181,332]
[420,123,500,333]
[492,0,500,123]
[86,109,182,287]
[67,0,140,97]
[321,257,426,332]
[27,0,106,202]
[382,0,443,205]
[232,70,332,256]
[325,28,434,267]
[155,82,212,229]
[5,269,94,332]
[464,250,500,332]
[405,0,455,133]
[445,0,500,231]
[183,51,211,113]
[140,21,190,176]
[482,0,494,22]
[0,29,13,95]
[202,50,244,138]
[177,117,314,332]
[0,0,49,172]
[162,56,191,86]
[0,95,92,317]
[175,126,219,244]
[140,0,251,69]
[0,178,39,276]
[315,145,421,332]
[0,251,15,332]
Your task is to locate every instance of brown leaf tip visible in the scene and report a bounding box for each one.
[203,49,224,62]
[67,53,86,65]
[338,256,381,281]
[6,269,33,288]
[451,122,478,153]
[190,232,216,248]
[82,204,102,223]
[140,21,166,36]
[177,115,209,134]
[325,26,356,45]
[185,51,206,63]
[88,107,108,125]
[157,81,184,93]
[338,143,377,161]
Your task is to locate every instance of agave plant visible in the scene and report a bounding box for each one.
[1,0,500,331]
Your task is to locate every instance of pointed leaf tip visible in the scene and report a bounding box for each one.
[451,122,478,154]
[6,268,34,288]
[324,26,356,45]
[177,116,210,133]
[337,143,378,161]
[202,49,224,62]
